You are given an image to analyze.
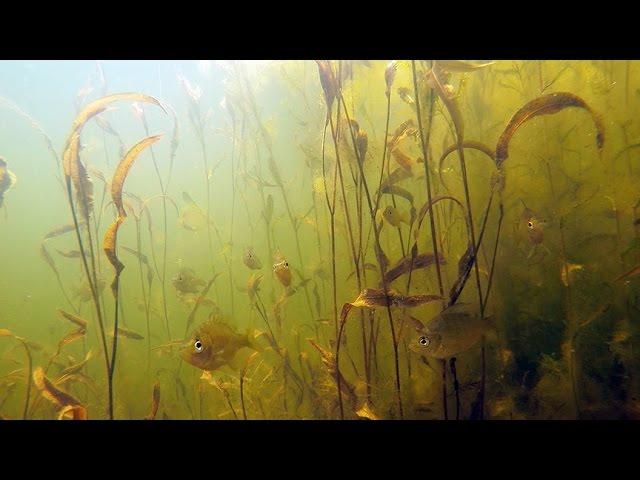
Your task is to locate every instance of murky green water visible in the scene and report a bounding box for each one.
[1,60,638,420]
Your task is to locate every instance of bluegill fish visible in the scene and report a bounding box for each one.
[178,192,210,232]
[181,320,262,372]
[0,156,17,208]
[243,247,262,270]
[172,267,206,295]
[382,205,409,227]
[273,258,292,287]
[409,303,492,359]
[521,207,546,245]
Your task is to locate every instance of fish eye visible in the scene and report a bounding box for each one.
[285,262,289,267]
[194,340,203,353]
[419,336,429,347]
[527,221,533,228]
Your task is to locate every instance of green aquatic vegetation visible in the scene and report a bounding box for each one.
[0,329,33,419]
[3,60,640,420]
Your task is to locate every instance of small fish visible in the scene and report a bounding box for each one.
[181,320,261,372]
[397,87,415,105]
[0,156,17,208]
[409,303,492,359]
[111,327,144,340]
[172,267,206,295]
[72,276,106,303]
[178,192,210,232]
[56,249,83,259]
[560,262,584,287]
[382,205,409,227]
[273,259,292,287]
[243,247,263,270]
[521,204,546,245]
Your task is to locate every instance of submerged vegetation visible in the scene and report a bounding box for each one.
[1,60,639,419]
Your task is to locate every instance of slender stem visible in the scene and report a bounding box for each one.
[240,368,248,420]
[412,61,446,306]
[229,120,237,317]
[442,359,448,420]
[141,114,172,340]
[18,339,32,420]
[450,357,460,420]
[108,277,121,420]
[65,176,112,418]
[336,83,403,419]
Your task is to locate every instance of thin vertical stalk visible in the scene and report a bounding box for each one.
[140,113,172,339]
[337,88,403,419]
[411,61,446,306]
[18,339,32,420]
[64,177,112,417]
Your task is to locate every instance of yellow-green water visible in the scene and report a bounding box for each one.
[0,60,638,420]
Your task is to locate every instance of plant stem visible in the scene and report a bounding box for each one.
[336,85,403,419]
[65,176,112,418]
[18,339,32,420]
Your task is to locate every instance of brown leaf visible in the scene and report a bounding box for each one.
[111,135,163,218]
[57,404,87,420]
[145,381,161,420]
[57,328,86,352]
[495,92,604,168]
[103,216,125,276]
[33,367,84,410]
[42,223,80,240]
[66,93,165,145]
[57,310,89,329]
[384,252,446,285]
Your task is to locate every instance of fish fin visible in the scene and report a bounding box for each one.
[8,171,17,189]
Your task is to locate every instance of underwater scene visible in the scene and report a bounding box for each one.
[0,60,638,420]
